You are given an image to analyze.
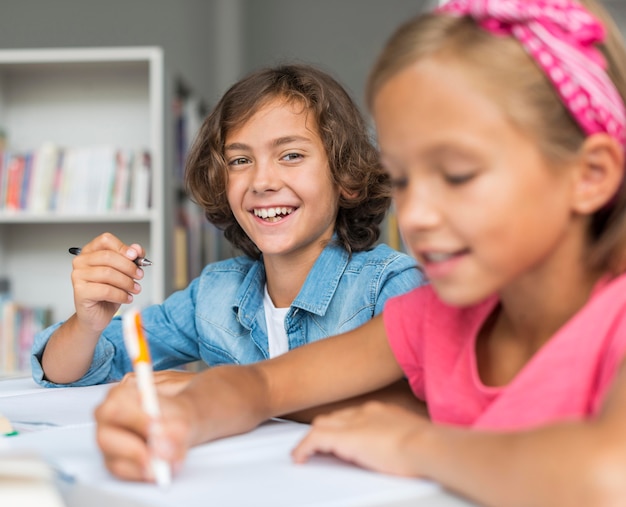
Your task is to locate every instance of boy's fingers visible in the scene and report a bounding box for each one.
[82,233,145,264]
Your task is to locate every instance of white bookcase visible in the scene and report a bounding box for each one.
[0,47,165,364]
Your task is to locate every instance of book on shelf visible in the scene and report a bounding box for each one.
[172,197,205,290]
[0,299,51,374]
[173,79,206,186]
[0,144,152,215]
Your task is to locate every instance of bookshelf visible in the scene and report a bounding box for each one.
[171,78,235,291]
[0,47,164,376]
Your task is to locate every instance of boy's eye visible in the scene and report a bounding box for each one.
[229,157,250,166]
[282,152,303,162]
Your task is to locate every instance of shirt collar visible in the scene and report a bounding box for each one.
[233,240,350,319]
[291,241,349,316]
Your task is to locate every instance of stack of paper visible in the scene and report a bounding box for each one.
[0,452,66,507]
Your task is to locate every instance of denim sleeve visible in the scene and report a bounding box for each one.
[31,320,121,387]
[374,254,426,315]
[31,277,202,387]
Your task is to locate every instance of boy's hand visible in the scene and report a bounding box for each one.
[71,232,146,333]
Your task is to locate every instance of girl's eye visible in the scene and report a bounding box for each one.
[390,177,408,190]
[443,173,475,185]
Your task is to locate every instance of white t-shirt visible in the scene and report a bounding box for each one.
[263,285,290,358]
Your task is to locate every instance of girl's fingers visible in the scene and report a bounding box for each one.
[97,423,152,481]
[95,384,151,437]
[95,383,191,481]
[291,418,350,464]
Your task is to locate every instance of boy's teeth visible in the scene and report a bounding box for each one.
[254,207,294,219]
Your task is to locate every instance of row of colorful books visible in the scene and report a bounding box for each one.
[0,299,52,374]
[0,143,152,214]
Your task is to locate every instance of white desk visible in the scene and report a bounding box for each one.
[0,377,476,507]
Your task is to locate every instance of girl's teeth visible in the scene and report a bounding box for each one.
[426,252,454,262]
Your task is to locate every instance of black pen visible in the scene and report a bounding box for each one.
[68,247,153,267]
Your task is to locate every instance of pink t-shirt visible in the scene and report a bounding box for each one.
[384,273,626,430]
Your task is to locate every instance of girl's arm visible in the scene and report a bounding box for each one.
[41,233,146,384]
[293,359,626,507]
[281,378,428,423]
[95,314,406,481]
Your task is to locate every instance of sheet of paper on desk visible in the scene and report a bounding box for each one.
[8,419,440,507]
[0,382,113,430]
[0,377,50,398]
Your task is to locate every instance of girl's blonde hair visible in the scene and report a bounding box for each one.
[366,0,626,274]
[186,64,390,260]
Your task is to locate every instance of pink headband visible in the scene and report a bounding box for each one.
[437,0,626,146]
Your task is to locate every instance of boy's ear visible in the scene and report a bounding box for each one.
[339,186,358,200]
[571,133,624,215]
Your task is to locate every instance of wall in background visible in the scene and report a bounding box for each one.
[0,0,217,98]
[0,0,434,107]
[0,0,622,130]
[240,0,428,109]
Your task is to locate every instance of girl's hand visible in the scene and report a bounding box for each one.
[291,401,430,477]
[121,370,197,396]
[71,232,146,333]
[95,381,196,482]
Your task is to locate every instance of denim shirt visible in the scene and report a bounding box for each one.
[31,242,424,387]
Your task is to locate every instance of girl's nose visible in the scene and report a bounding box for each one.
[396,184,441,233]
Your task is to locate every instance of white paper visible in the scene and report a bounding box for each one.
[0,382,113,429]
[1,381,447,507]
[7,420,439,507]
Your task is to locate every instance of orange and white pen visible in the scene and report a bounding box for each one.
[122,309,172,487]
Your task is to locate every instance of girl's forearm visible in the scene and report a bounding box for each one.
[282,379,428,424]
[414,421,625,507]
[179,364,274,446]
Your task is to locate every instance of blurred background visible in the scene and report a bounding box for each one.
[0,0,437,110]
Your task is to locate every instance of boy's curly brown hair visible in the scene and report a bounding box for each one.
[185,64,391,260]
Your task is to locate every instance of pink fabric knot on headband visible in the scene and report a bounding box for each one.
[438,0,626,146]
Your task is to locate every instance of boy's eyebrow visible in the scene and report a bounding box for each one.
[271,135,312,147]
[224,142,250,152]
[224,136,313,153]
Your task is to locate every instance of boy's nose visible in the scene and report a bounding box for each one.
[250,160,281,193]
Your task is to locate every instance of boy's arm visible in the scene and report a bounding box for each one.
[40,313,103,384]
[41,233,146,384]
